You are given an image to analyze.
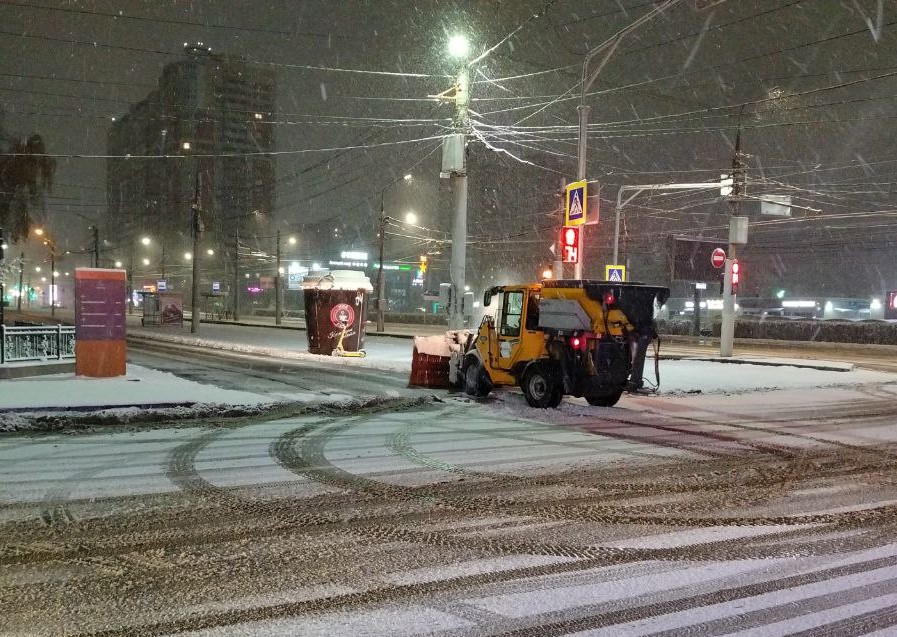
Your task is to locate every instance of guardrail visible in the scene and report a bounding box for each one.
[0,324,76,364]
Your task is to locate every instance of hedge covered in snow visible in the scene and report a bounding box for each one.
[657,317,897,344]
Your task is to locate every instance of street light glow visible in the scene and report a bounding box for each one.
[403,173,412,181]
[448,34,469,58]
[141,236,151,246]
[114,261,123,268]
[184,252,192,260]
[405,211,418,224]
[142,258,150,266]
[206,248,214,256]
[288,236,297,245]
[33,227,44,236]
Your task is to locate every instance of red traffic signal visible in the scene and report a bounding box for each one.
[731,259,741,293]
[561,226,580,263]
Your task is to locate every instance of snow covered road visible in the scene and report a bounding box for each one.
[4,383,897,636]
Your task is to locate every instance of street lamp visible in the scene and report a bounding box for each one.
[377,173,414,332]
[573,0,680,278]
[31,227,59,315]
[447,34,469,59]
[272,230,300,326]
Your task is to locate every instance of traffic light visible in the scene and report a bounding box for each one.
[419,255,428,274]
[561,226,580,263]
[731,259,741,294]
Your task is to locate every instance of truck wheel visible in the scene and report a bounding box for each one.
[585,388,624,407]
[522,364,559,408]
[464,359,492,398]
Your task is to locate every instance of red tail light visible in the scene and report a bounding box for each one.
[603,291,615,305]
[571,336,581,349]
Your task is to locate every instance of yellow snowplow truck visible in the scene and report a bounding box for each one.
[453,280,669,408]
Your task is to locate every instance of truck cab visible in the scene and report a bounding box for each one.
[472,283,545,388]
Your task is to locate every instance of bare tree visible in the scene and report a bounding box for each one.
[0,134,55,242]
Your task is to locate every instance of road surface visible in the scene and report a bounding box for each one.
[3,339,897,635]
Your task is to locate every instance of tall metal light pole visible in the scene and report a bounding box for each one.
[91,225,99,268]
[49,246,56,318]
[376,173,412,332]
[190,174,203,335]
[574,0,680,278]
[0,228,5,326]
[447,34,470,330]
[127,250,134,315]
[233,228,240,321]
[275,229,282,326]
[17,252,24,311]
[376,201,388,333]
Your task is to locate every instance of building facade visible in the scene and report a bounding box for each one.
[106,43,275,302]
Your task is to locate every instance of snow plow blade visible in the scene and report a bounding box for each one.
[408,331,473,389]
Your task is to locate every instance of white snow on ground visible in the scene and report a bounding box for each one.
[657,359,894,395]
[0,364,272,410]
[2,357,893,413]
[2,330,896,420]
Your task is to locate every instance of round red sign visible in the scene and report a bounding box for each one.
[329,303,355,327]
[711,247,726,269]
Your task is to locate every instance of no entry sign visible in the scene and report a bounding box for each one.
[711,247,726,269]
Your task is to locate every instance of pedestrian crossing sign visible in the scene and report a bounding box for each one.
[565,180,587,226]
[605,265,626,282]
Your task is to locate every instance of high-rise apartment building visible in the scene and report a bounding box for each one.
[106,43,275,295]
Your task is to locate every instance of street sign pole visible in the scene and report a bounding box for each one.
[721,258,734,356]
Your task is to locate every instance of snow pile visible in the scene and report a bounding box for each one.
[412,330,473,357]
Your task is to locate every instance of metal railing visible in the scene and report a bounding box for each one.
[1,324,76,364]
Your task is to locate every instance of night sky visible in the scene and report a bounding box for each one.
[1,0,895,297]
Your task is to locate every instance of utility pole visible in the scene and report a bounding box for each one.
[127,250,134,315]
[50,250,55,318]
[448,58,470,330]
[720,127,747,357]
[275,229,282,326]
[232,228,240,321]
[92,225,99,268]
[376,203,388,332]
[190,173,203,335]
[17,252,24,311]
[0,227,4,326]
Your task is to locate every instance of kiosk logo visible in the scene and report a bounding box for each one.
[330,303,355,327]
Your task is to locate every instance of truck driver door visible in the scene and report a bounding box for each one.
[496,290,523,369]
